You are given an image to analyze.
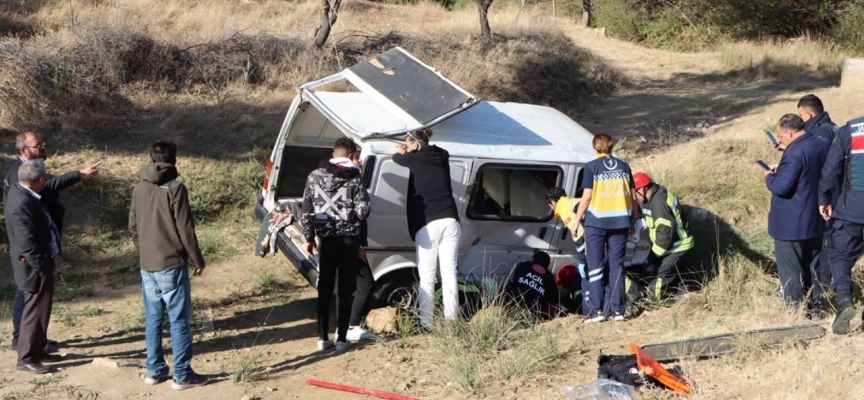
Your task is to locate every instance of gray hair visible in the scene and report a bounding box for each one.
[15,131,40,151]
[18,159,46,183]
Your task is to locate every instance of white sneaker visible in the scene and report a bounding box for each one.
[613,313,626,322]
[144,369,170,385]
[346,326,377,342]
[583,314,606,324]
[317,339,334,351]
[335,340,350,352]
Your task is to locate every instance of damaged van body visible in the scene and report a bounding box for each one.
[255,47,651,308]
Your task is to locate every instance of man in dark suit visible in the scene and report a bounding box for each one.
[5,159,61,374]
[3,131,99,350]
[763,114,830,315]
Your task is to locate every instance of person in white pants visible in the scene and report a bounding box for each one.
[415,217,462,326]
[393,129,462,329]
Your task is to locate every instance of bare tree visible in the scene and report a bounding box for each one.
[314,0,343,48]
[581,0,591,27]
[476,0,493,40]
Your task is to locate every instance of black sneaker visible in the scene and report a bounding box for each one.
[171,373,209,391]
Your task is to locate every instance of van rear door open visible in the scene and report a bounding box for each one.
[345,48,475,128]
[300,47,478,139]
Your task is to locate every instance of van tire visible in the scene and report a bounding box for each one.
[371,269,419,309]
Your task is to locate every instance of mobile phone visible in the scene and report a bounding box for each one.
[765,130,778,145]
[756,160,770,171]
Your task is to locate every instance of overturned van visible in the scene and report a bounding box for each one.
[255,47,651,307]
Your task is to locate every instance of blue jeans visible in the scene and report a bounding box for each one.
[141,267,194,381]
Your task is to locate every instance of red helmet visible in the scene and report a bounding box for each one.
[555,264,579,287]
[633,172,652,190]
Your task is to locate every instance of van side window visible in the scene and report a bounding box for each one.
[362,155,376,189]
[467,165,560,222]
[574,167,585,198]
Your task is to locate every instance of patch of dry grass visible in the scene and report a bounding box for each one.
[717,37,847,82]
[0,0,624,141]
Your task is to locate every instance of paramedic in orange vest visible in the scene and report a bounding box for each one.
[571,134,639,323]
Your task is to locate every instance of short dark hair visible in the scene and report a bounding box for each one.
[150,140,177,165]
[408,128,433,144]
[797,94,824,114]
[531,251,551,268]
[546,187,567,202]
[778,114,805,132]
[334,137,357,154]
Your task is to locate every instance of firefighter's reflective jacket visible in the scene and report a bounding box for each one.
[640,184,694,256]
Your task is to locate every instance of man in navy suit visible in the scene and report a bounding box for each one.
[5,160,61,374]
[764,114,830,314]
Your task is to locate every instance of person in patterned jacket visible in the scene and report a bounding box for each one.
[302,138,371,352]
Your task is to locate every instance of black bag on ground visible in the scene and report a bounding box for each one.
[597,354,643,387]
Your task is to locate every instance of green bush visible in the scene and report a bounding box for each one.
[587,0,859,53]
[832,0,864,54]
[592,0,642,42]
[185,159,263,224]
[640,11,684,49]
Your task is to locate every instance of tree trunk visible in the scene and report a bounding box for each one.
[581,0,591,27]
[476,0,493,40]
[313,0,342,48]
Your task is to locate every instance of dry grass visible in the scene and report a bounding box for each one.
[0,0,625,139]
[1,1,862,399]
[717,37,847,81]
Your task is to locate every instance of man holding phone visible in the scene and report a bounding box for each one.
[762,114,830,315]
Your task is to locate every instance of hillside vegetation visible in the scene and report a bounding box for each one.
[0,1,862,399]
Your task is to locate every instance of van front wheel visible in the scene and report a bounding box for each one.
[371,269,419,309]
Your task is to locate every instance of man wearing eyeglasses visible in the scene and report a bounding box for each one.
[3,131,100,353]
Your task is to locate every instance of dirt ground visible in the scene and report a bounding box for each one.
[2,8,864,400]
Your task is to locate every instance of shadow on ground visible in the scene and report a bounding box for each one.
[582,66,840,154]
[684,205,776,284]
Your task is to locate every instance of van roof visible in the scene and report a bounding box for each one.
[308,91,597,164]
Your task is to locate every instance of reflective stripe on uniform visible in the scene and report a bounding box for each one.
[644,189,694,256]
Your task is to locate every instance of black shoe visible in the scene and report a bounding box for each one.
[171,373,209,391]
[41,353,63,363]
[832,292,856,335]
[16,362,50,374]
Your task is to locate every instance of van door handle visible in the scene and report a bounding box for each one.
[538,227,548,240]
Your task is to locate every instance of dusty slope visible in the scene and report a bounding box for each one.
[1,2,864,400]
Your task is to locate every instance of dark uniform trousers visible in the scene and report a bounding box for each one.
[829,220,864,295]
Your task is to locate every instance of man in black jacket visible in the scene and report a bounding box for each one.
[798,94,837,143]
[3,131,100,350]
[798,94,838,314]
[6,160,60,374]
[302,138,370,352]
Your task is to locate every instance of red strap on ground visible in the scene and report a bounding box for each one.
[306,379,422,400]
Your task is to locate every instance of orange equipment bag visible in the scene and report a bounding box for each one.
[630,343,693,395]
